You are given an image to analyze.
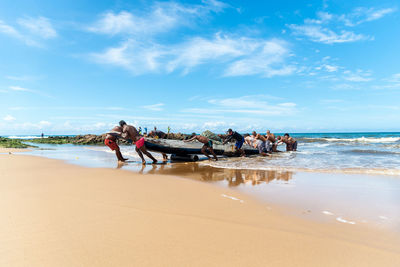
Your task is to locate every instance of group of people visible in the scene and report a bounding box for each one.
[104,121,297,164]
[217,129,297,157]
[244,130,297,154]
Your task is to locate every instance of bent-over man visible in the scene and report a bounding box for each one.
[223,129,245,157]
[252,131,271,156]
[104,126,128,162]
[185,133,218,161]
[119,120,158,164]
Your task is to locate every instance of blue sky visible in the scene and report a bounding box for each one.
[1,0,400,135]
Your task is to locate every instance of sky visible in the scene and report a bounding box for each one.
[0,0,400,135]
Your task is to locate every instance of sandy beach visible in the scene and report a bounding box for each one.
[1,154,400,266]
[0,148,30,153]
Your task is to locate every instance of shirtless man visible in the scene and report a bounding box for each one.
[184,133,218,161]
[222,129,245,157]
[252,131,271,156]
[104,125,128,162]
[266,130,278,152]
[119,120,158,164]
[278,133,298,151]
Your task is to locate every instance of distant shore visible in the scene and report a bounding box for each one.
[1,153,400,266]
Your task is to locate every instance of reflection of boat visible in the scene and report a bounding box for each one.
[137,162,293,186]
[144,138,259,159]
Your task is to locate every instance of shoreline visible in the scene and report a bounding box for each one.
[0,147,31,153]
[1,154,400,266]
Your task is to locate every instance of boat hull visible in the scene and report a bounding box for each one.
[144,138,259,157]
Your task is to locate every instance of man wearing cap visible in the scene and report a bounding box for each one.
[222,129,245,157]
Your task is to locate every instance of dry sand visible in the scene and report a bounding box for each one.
[0,147,30,153]
[1,154,399,267]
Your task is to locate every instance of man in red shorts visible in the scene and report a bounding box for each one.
[104,126,128,162]
[119,120,158,165]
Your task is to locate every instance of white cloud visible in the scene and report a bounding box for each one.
[289,24,368,44]
[0,16,56,46]
[304,11,333,24]
[14,121,52,130]
[9,85,32,92]
[344,74,372,82]
[17,17,57,39]
[387,73,400,83]
[320,99,344,104]
[0,20,22,38]
[183,95,297,116]
[373,73,400,89]
[91,34,295,77]
[8,85,52,98]
[88,1,294,78]
[223,39,296,77]
[202,121,229,129]
[94,122,106,128]
[0,20,39,46]
[324,64,338,72]
[142,103,165,111]
[288,6,395,44]
[3,115,16,121]
[340,7,396,26]
[331,83,359,90]
[87,1,227,36]
[6,75,35,81]
[39,120,51,127]
[343,70,373,82]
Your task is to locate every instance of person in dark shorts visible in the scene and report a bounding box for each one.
[104,125,128,162]
[252,131,271,156]
[222,129,245,157]
[184,133,218,160]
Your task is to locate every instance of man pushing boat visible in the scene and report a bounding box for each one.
[104,126,128,162]
[184,133,218,161]
[119,120,159,165]
[222,129,245,157]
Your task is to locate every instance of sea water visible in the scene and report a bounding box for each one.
[200,132,400,175]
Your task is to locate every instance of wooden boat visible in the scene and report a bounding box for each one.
[144,138,259,159]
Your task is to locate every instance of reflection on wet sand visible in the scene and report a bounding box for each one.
[119,161,293,186]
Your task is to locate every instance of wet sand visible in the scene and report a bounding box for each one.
[1,154,400,266]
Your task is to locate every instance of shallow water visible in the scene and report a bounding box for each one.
[21,142,400,231]
[200,132,400,175]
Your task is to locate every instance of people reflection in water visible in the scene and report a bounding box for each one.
[224,169,292,186]
[116,160,292,186]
